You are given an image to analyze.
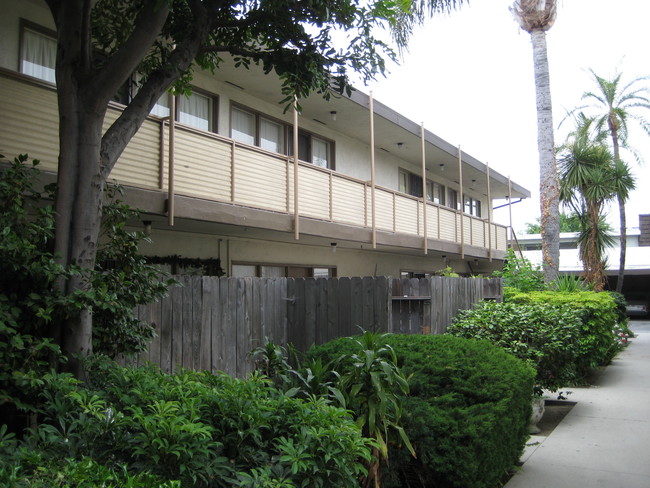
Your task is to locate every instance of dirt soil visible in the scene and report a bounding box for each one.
[536,400,576,437]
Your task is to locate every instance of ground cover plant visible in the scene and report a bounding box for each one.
[0,358,371,487]
[307,334,535,488]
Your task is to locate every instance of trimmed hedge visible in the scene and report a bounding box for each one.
[505,290,622,375]
[308,334,535,488]
[448,301,584,392]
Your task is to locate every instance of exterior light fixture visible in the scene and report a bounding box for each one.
[143,220,152,236]
[330,111,337,121]
[331,242,337,253]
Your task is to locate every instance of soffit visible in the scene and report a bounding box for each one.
[210,57,530,200]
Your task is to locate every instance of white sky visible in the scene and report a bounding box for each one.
[361,0,650,234]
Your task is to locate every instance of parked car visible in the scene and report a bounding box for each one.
[626,300,649,317]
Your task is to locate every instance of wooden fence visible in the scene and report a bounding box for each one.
[128,276,501,377]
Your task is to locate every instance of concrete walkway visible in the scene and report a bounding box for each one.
[505,320,650,488]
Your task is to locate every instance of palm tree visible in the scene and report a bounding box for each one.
[572,70,648,292]
[510,0,560,283]
[558,116,617,291]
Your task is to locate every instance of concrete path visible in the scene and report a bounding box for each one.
[505,320,650,488]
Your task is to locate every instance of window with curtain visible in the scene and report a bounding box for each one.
[21,27,56,83]
[312,137,329,168]
[231,106,255,145]
[151,93,170,118]
[178,91,211,131]
[260,117,284,153]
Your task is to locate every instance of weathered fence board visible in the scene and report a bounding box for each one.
[129,276,500,375]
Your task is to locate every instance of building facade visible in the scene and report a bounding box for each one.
[0,0,530,278]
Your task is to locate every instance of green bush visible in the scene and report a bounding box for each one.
[308,334,535,488]
[506,290,622,373]
[448,301,584,392]
[0,156,173,416]
[493,247,545,292]
[0,455,179,488]
[11,359,370,487]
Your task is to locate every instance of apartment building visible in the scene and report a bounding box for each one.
[0,0,530,278]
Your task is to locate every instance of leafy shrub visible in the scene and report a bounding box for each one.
[448,301,584,392]
[14,359,370,487]
[506,290,622,373]
[0,155,173,417]
[252,331,414,487]
[493,247,545,292]
[308,334,535,488]
[0,455,179,488]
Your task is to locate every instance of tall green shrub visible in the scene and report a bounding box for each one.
[448,301,583,392]
[506,290,621,372]
[309,334,535,488]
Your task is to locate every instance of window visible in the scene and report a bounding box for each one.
[288,130,334,169]
[399,170,447,206]
[178,91,212,131]
[428,181,445,205]
[231,105,333,168]
[151,90,216,132]
[463,195,481,217]
[231,263,336,278]
[447,188,459,211]
[231,106,286,156]
[312,137,329,168]
[260,118,284,153]
[20,25,56,83]
[231,106,256,145]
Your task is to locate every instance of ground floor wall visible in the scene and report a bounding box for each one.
[138,227,504,277]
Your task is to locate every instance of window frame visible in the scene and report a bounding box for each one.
[231,103,335,169]
[19,19,57,84]
[231,262,337,278]
[399,169,449,207]
[463,194,482,217]
[151,88,219,133]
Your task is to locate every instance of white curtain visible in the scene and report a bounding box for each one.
[231,107,255,145]
[178,92,210,131]
[150,93,171,118]
[312,137,329,168]
[22,28,56,83]
[260,118,283,153]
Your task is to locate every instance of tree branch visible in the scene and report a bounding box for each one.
[92,0,170,101]
[100,1,212,175]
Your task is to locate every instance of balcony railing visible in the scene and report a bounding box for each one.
[0,71,508,253]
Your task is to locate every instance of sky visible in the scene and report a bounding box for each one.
[361,0,649,234]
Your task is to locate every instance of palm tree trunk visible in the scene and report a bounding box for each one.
[531,28,560,283]
[616,195,626,293]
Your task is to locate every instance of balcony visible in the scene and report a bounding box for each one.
[0,70,509,257]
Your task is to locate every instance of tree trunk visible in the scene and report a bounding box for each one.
[616,195,626,293]
[54,91,106,377]
[531,28,560,283]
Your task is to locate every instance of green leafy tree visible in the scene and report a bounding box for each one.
[570,70,646,292]
[524,211,584,234]
[510,0,560,283]
[558,115,618,291]
[42,0,468,376]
